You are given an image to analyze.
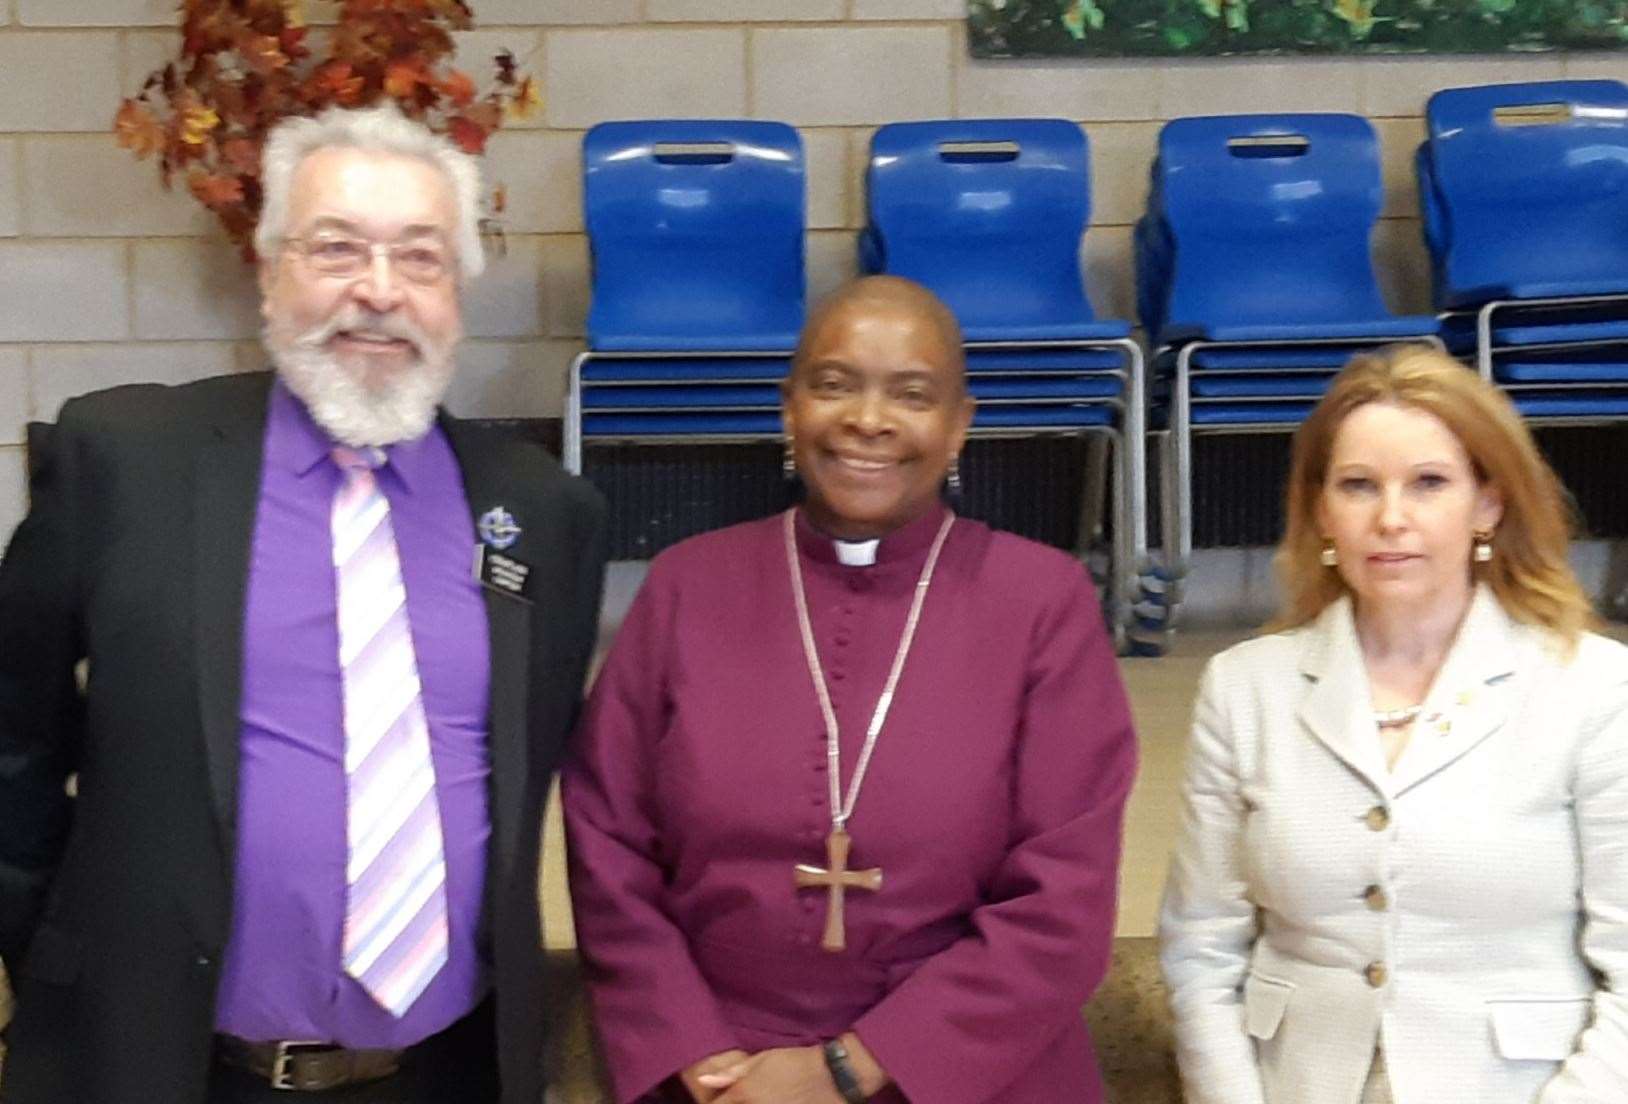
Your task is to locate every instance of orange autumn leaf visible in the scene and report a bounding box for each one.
[213,83,254,128]
[310,61,366,105]
[179,104,221,145]
[384,60,425,99]
[188,170,245,209]
[181,7,232,55]
[114,98,165,157]
[240,33,290,76]
[221,137,261,175]
[506,76,541,121]
[447,114,488,154]
[438,68,476,108]
[117,0,538,259]
[463,100,501,130]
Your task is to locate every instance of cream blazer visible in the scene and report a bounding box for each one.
[1159,587,1628,1104]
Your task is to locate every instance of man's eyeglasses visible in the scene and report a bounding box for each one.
[283,236,453,285]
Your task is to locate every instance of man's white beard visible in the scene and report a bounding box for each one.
[266,306,458,448]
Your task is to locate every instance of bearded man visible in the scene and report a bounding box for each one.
[0,104,607,1104]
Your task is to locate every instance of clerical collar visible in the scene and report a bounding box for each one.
[792,503,951,570]
[833,538,880,567]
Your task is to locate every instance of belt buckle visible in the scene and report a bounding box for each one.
[269,1040,330,1092]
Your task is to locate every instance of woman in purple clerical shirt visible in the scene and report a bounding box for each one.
[562,277,1139,1104]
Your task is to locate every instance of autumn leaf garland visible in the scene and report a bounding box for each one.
[114,0,540,261]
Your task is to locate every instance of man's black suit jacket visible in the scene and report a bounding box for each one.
[0,372,608,1104]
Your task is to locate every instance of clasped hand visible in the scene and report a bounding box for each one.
[682,1044,859,1104]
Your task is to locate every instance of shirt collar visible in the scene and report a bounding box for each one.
[793,501,951,570]
[834,538,880,567]
[266,379,434,494]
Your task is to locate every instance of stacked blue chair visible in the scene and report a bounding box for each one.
[1418,80,1628,419]
[1136,114,1440,642]
[860,118,1145,645]
[565,120,806,474]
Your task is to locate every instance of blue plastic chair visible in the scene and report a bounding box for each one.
[582,120,804,351]
[861,118,1145,644]
[1136,114,1440,645]
[865,118,1129,344]
[1419,80,1628,394]
[1155,114,1433,342]
[1427,80,1628,308]
[568,120,806,473]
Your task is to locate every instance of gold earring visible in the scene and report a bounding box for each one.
[1320,539,1338,567]
[1473,529,1493,563]
[782,436,796,480]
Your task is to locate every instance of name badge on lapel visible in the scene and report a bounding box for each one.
[474,505,531,601]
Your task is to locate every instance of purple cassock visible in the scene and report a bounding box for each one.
[563,504,1138,1104]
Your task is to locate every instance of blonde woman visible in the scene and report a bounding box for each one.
[1159,346,1628,1103]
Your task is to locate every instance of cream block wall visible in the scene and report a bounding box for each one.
[0,0,1624,545]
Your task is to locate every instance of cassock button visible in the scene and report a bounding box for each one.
[1363,884,1388,911]
[831,669,846,681]
[1364,805,1391,832]
[1364,962,1388,988]
[834,635,851,647]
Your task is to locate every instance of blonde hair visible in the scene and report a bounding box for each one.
[1274,345,1593,644]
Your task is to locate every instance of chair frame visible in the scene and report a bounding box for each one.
[1145,333,1444,630]
[1468,294,1628,380]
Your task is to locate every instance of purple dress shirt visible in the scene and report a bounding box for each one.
[213,383,492,1047]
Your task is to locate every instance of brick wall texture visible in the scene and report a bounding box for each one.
[0,0,1624,542]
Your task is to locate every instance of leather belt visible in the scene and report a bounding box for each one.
[215,1034,404,1092]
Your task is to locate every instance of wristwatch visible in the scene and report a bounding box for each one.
[821,1038,867,1104]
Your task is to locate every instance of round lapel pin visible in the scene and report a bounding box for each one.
[478,506,521,550]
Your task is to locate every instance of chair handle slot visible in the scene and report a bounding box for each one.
[1493,103,1576,126]
[1226,135,1310,158]
[937,140,1022,163]
[653,141,736,165]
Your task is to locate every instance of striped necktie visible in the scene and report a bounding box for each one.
[331,446,449,1018]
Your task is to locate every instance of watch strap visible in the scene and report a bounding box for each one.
[822,1038,867,1104]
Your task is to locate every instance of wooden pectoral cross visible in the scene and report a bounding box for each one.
[794,828,882,953]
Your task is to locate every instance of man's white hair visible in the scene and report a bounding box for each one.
[256,102,486,281]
